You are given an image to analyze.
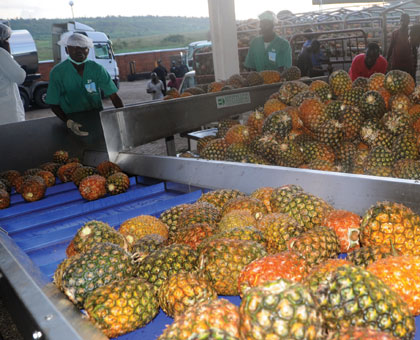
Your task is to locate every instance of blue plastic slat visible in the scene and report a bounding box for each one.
[10,181,75,204]
[4,183,167,235]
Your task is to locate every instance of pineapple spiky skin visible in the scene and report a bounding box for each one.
[347,244,402,267]
[172,222,215,249]
[222,196,268,221]
[198,189,245,209]
[367,255,420,315]
[340,105,364,141]
[197,135,217,155]
[287,225,340,267]
[300,140,335,164]
[310,80,332,102]
[131,234,165,263]
[313,265,415,340]
[391,132,418,161]
[0,178,11,194]
[201,138,229,160]
[57,162,83,183]
[276,141,305,167]
[329,69,352,97]
[199,239,267,295]
[299,97,327,132]
[382,111,411,136]
[238,251,308,297]
[384,69,415,95]
[392,159,420,179]
[135,244,198,291]
[84,278,159,338]
[105,172,130,195]
[71,166,98,187]
[160,204,191,241]
[245,71,264,86]
[259,70,282,84]
[368,73,385,91]
[54,253,82,291]
[224,125,255,145]
[216,119,240,138]
[323,100,344,120]
[202,226,265,251]
[290,90,317,108]
[359,90,387,120]
[218,210,257,232]
[225,143,253,162]
[360,122,395,149]
[53,150,69,164]
[263,98,287,117]
[96,161,122,178]
[157,271,217,317]
[239,278,324,340]
[322,210,361,252]
[24,168,42,176]
[177,202,221,228]
[21,175,46,202]
[226,74,247,88]
[61,243,134,307]
[363,146,395,172]
[339,86,364,107]
[157,299,240,340]
[278,81,309,105]
[250,187,273,213]
[0,189,10,209]
[119,215,169,246]
[251,134,280,164]
[352,76,369,90]
[246,108,265,134]
[269,184,304,213]
[302,258,353,295]
[262,110,293,139]
[0,170,21,186]
[40,162,61,176]
[360,201,420,256]
[389,93,412,113]
[335,141,357,173]
[281,65,301,81]
[327,327,399,340]
[78,175,106,201]
[262,212,304,254]
[36,170,55,187]
[72,220,127,253]
[315,119,344,148]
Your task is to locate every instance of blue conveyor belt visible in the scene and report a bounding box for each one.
[0,177,419,340]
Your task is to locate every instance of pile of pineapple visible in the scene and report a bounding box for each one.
[197,69,420,180]
[54,185,420,339]
[0,150,130,209]
[164,67,301,100]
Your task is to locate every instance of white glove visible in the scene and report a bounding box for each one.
[66,119,89,136]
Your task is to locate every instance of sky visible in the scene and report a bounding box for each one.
[1,0,381,20]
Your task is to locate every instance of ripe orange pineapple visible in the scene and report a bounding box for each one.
[96,161,122,178]
[218,209,258,231]
[172,222,215,249]
[224,124,256,145]
[208,81,225,92]
[222,196,268,220]
[368,73,385,91]
[0,189,10,209]
[119,215,169,245]
[78,175,106,201]
[246,108,265,134]
[21,176,47,202]
[57,162,82,182]
[259,70,282,84]
[299,97,327,132]
[263,98,287,117]
[250,187,274,213]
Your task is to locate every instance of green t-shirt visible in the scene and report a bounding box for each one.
[244,35,292,72]
[46,59,118,114]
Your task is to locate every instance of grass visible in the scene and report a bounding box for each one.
[36,31,209,61]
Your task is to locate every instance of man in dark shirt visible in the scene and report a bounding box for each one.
[153,60,168,95]
[170,60,181,78]
[297,40,325,77]
[178,62,189,77]
[387,13,413,75]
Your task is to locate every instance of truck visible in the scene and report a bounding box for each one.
[7,21,119,110]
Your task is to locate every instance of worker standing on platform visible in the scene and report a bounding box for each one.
[244,11,292,72]
[0,23,26,125]
[45,33,123,136]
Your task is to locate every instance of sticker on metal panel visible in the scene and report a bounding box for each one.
[216,92,251,109]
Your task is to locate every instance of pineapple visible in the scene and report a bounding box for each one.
[96,160,122,178]
[157,299,240,340]
[53,253,82,291]
[21,175,46,202]
[368,73,385,91]
[105,171,130,195]
[287,226,340,267]
[53,150,69,164]
[157,271,217,317]
[367,255,420,315]
[238,251,308,297]
[119,215,169,245]
[226,74,247,88]
[269,184,304,213]
[334,141,357,173]
[262,110,293,139]
[313,264,415,340]
[160,204,191,241]
[309,79,332,102]
[259,70,282,84]
[218,210,258,232]
[199,238,267,295]
[245,71,264,86]
[251,134,280,164]
[276,141,305,167]
[72,220,127,253]
[384,69,415,95]
[177,202,221,228]
[299,97,327,132]
[281,65,301,81]
[131,234,165,263]
[327,327,399,340]
[61,243,134,307]
[40,162,61,176]
[360,201,420,256]
[239,278,324,340]
[225,143,252,162]
[322,210,361,252]
[359,90,386,120]
[347,244,402,267]
[300,140,335,164]
[24,168,42,176]
[246,108,265,134]
[201,226,265,251]
[172,222,215,249]
[198,189,245,209]
[78,175,106,201]
[263,98,287,117]
[391,132,418,161]
[392,159,420,179]
[197,135,217,155]
[216,119,239,138]
[71,166,98,186]
[284,106,304,130]
[0,170,21,186]
[290,90,318,108]
[329,69,352,97]
[389,93,412,113]
[57,162,82,182]
[84,277,159,338]
[363,146,395,171]
[278,81,309,105]
[250,187,274,213]
[340,105,364,141]
[382,111,411,136]
[315,119,344,148]
[224,125,256,145]
[36,170,55,187]
[201,138,229,160]
[262,212,304,254]
[352,76,369,89]
[339,86,364,107]
[0,189,10,209]
[221,196,268,220]
[135,244,198,290]
[0,178,11,193]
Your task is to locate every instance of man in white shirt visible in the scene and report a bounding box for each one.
[146,72,164,100]
[0,23,26,125]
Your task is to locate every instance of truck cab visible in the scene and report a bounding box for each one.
[186,40,211,70]
[52,21,119,88]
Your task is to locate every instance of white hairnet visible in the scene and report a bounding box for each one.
[258,11,278,24]
[58,33,93,49]
[0,23,11,41]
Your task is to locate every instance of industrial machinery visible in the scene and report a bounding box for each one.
[1,81,420,339]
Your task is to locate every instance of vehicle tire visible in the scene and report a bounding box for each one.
[34,86,50,109]
[19,89,30,111]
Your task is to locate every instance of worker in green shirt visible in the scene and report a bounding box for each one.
[46,33,123,136]
[244,11,292,72]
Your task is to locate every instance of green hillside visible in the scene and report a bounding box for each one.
[9,16,210,60]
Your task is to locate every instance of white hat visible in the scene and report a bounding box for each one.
[58,33,93,49]
[258,11,278,24]
[0,23,11,41]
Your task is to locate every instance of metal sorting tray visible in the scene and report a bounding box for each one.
[0,175,420,339]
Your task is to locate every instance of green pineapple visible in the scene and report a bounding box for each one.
[347,245,402,267]
[359,91,386,120]
[262,110,293,139]
[391,132,418,161]
[329,70,352,97]
[201,138,229,160]
[197,189,245,209]
[269,184,304,213]
[276,141,305,167]
[160,204,191,241]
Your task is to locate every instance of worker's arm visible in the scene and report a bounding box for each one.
[50,105,68,122]
[0,47,26,85]
[110,92,123,108]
